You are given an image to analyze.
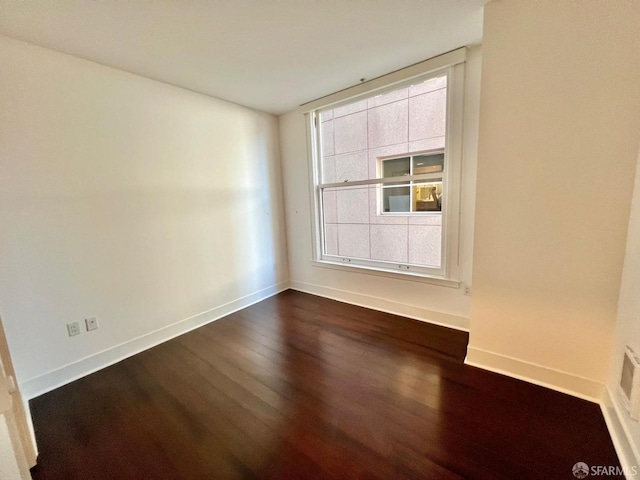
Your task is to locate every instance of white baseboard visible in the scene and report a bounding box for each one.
[20,281,290,400]
[289,280,469,331]
[601,387,640,479]
[465,346,603,402]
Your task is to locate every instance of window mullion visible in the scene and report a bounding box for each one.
[409,155,414,212]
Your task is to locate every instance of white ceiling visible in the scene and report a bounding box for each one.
[0,1,485,115]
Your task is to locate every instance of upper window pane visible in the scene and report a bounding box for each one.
[382,157,410,178]
[318,73,447,185]
[413,153,444,174]
[409,75,448,96]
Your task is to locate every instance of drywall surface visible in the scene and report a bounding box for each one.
[606,140,640,464]
[468,0,640,394]
[278,47,481,326]
[0,36,288,390]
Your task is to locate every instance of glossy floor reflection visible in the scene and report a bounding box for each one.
[30,290,621,479]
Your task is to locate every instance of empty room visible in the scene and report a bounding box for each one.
[1,1,640,479]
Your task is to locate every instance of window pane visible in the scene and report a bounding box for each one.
[335,151,368,183]
[382,185,411,212]
[321,186,371,259]
[409,224,442,268]
[413,182,442,212]
[322,188,338,225]
[319,118,335,183]
[319,110,333,122]
[321,181,444,268]
[413,153,444,174]
[382,157,410,178]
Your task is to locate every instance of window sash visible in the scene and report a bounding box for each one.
[318,173,444,189]
[318,181,446,275]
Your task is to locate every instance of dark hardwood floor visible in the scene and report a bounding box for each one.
[29,290,621,479]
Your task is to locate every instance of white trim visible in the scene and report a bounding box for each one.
[601,387,640,479]
[298,48,467,113]
[445,60,465,277]
[20,281,290,400]
[289,280,469,331]
[311,259,459,288]
[307,112,323,264]
[464,346,604,402]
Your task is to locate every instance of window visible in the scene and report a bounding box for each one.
[307,51,465,282]
[380,152,444,213]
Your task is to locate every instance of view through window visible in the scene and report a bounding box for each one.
[314,70,461,278]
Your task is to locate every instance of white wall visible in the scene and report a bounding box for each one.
[467,0,640,400]
[605,140,640,467]
[0,36,289,397]
[278,46,481,328]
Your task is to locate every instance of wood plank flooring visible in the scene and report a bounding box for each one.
[29,290,621,479]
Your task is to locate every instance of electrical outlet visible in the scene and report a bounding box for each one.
[463,285,472,296]
[67,322,81,337]
[85,316,99,332]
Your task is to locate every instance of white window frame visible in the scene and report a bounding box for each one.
[304,48,466,285]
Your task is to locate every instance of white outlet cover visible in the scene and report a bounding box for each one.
[67,322,81,337]
[620,346,640,421]
[85,317,99,331]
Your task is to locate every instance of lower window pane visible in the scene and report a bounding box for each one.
[322,186,370,259]
[321,185,442,269]
[382,186,411,212]
[413,182,442,212]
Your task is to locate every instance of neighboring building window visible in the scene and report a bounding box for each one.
[380,152,444,214]
[310,61,464,280]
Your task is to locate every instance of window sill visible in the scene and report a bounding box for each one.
[311,259,461,289]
